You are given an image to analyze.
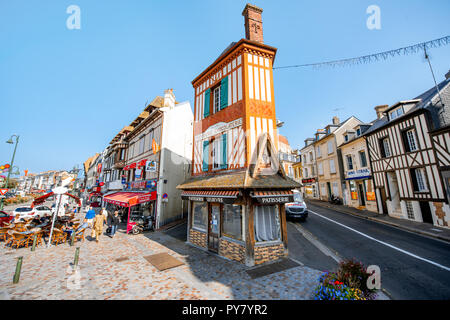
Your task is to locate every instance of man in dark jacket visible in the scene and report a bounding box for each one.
[109,211,120,238]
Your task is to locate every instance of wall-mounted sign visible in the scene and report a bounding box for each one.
[145,161,157,172]
[366,192,376,201]
[257,196,293,204]
[351,192,358,200]
[346,168,371,180]
[302,178,316,184]
[162,193,168,199]
[194,118,242,142]
[135,169,142,179]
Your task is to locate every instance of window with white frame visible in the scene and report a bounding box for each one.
[406,201,415,220]
[317,145,321,157]
[412,168,428,192]
[359,151,367,167]
[328,141,333,154]
[346,155,353,170]
[381,137,392,158]
[389,107,404,120]
[139,135,145,154]
[304,167,308,178]
[329,159,336,173]
[309,152,313,162]
[212,138,221,170]
[318,162,323,175]
[404,129,418,152]
[213,86,221,114]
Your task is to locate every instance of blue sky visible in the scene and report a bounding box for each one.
[1,0,449,175]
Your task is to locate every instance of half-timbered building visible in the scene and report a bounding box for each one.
[365,73,450,227]
[178,4,300,266]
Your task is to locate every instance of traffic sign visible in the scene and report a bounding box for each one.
[0,189,8,195]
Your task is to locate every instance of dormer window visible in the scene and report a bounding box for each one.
[389,107,404,120]
[344,135,349,142]
[356,128,361,136]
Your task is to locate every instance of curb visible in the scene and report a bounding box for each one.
[307,200,450,243]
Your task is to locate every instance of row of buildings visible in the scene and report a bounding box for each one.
[17,170,80,194]
[299,70,450,229]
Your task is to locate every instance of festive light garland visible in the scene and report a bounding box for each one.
[273,35,450,70]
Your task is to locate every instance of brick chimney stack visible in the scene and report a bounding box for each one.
[374,105,389,120]
[242,4,264,44]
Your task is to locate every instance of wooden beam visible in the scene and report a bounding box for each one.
[245,195,255,266]
[279,204,288,255]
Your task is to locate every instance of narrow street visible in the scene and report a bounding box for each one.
[292,202,450,299]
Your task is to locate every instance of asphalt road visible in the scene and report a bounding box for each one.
[297,202,450,300]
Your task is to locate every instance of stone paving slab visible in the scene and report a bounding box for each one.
[0,214,323,300]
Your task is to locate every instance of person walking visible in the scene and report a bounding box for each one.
[109,211,120,238]
[92,211,107,242]
[84,206,95,229]
[101,207,108,225]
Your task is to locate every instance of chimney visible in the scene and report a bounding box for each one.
[446,70,450,80]
[332,116,340,125]
[163,89,175,108]
[374,105,389,120]
[242,4,264,44]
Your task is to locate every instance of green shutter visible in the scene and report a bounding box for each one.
[220,76,228,110]
[204,89,211,118]
[202,140,209,172]
[221,133,227,169]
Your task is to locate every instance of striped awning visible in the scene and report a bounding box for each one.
[251,190,293,197]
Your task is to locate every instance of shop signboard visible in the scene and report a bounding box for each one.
[346,168,371,180]
[145,161,157,172]
[256,195,293,204]
[351,192,358,200]
[302,178,316,184]
[135,169,142,179]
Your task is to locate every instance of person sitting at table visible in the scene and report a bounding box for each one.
[40,213,51,224]
[13,214,22,223]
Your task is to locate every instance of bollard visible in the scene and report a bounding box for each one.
[74,247,80,267]
[31,234,38,252]
[70,232,75,246]
[13,256,23,284]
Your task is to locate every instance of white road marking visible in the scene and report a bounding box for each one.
[309,210,450,272]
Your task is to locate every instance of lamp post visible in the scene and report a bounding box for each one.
[0,135,19,210]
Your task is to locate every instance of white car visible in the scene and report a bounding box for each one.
[12,205,52,219]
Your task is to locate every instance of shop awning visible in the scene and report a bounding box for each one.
[250,190,294,204]
[103,191,156,207]
[123,162,137,171]
[181,190,240,204]
[31,191,81,208]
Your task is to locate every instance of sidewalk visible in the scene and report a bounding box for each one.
[0,219,322,300]
[306,199,450,242]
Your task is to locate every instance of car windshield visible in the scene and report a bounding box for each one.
[15,207,32,212]
[293,193,303,203]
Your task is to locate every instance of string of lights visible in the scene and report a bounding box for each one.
[273,35,450,70]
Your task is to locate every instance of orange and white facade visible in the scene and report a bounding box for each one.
[191,27,278,175]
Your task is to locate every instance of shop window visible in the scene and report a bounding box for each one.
[192,202,207,231]
[222,204,243,241]
[254,205,281,242]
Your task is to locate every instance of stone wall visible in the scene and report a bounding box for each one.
[189,229,207,248]
[431,202,450,228]
[219,238,245,263]
[254,242,286,265]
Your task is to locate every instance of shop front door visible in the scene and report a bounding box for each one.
[208,204,220,253]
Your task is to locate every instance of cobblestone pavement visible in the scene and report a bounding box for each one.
[0,216,323,300]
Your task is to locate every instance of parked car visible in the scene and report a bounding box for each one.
[12,205,52,219]
[285,192,308,221]
[0,210,13,226]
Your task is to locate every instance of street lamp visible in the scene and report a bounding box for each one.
[0,135,20,210]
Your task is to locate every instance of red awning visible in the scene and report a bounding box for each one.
[124,162,137,171]
[138,159,147,167]
[32,192,81,208]
[103,191,156,207]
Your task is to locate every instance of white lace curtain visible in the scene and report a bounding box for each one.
[254,205,280,242]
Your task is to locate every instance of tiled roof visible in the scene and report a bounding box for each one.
[177,169,301,190]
